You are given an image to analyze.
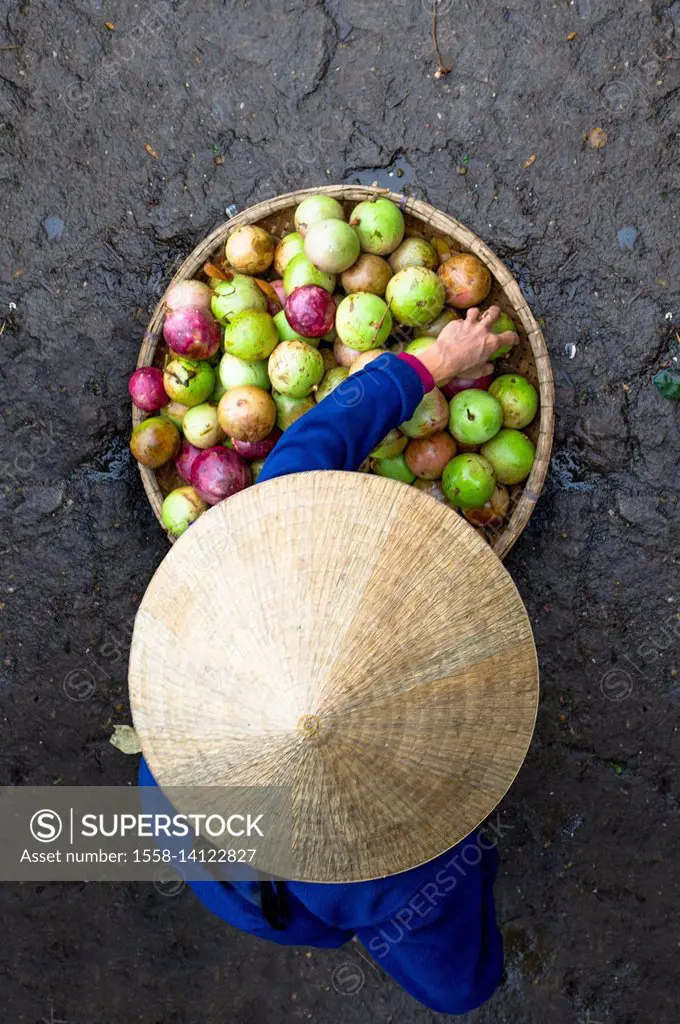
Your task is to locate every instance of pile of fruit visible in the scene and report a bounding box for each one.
[129,193,539,540]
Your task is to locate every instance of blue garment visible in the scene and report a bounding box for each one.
[139,354,504,1014]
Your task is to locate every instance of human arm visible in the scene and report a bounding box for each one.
[258,305,517,483]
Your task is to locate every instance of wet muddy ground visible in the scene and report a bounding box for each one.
[1,0,679,1021]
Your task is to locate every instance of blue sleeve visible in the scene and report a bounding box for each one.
[259,352,425,482]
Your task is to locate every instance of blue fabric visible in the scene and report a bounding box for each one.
[138,353,504,1013]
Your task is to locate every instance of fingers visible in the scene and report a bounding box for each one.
[493,330,519,348]
[466,307,481,323]
[480,304,501,324]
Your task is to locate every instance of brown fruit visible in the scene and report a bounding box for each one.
[405,432,457,479]
[437,253,492,309]
[340,254,393,296]
[218,386,276,443]
[130,416,180,468]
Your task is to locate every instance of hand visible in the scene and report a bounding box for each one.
[415,305,518,384]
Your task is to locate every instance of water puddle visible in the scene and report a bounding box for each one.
[343,153,415,189]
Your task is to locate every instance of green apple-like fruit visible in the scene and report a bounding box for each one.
[448,389,503,445]
[371,429,408,459]
[161,486,208,537]
[373,452,416,484]
[489,312,516,359]
[350,198,405,255]
[268,341,324,399]
[218,351,270,392]
[400,388,450,439]
[335,293,392,351]
[488,374,538,429]
[480,428,535,484]
[304,219,361,274]
[273,309,320,346]
[315,367,349,402]
[283,254,336,295]
[442,453,496,508]
[223,310,279,362]
[210,275,267,324]
[385,267,445,328]
[163,357,215,407]
[272,392,315,430]
[294,195,346,236]
[182,402,226,449]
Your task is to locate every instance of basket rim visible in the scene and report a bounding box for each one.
[133,184,554,559]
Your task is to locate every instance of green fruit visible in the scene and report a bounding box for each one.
[283,253,336,295]
[160,400,189,431]
[273,309,320,347]
[304,219,361,274]
[413,309,458,339]
[488,374,538,429]
[211,378,227,403]
[371,429,408,459]
[349,198,405,255]
[385,267,445,328]
[210,275,267,324]
[223,310,279,362]
[182,403,225,448]
[448,389,504,445]
[389,237,438,274]
[250,458,266,482]
[335,293,392,351]
[373,452,416,484]
[315,367,349,402]
[490,312,516,359]
[163,357,215,407]
[481,429,535,484]
[273,392,315,430]
[400,388,450,439]
[268,341,324,398]
[218,351,270,392]
[294,195,345,236]
[405,336,435,357]
[161,486,208,537]
[274,232,305,275]
[442,454,496,508]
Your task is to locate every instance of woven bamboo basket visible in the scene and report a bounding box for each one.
[133,185,554,559]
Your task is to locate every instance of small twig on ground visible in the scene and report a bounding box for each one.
[431,3,451,79]
[0,44,21,50]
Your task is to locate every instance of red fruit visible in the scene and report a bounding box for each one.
[405,432,457,480]
[442,372,494,399]
[163,306,221,360]
[232,427,282,461]
[129,367,167,412]
[285,285,336,338]
[192,447,251,506]
[175,440,203,484]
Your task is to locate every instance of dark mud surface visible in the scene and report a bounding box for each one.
[1,0,679,1021]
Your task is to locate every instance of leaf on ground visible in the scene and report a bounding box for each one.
[653,369,680,400]
[105,21,115,31]
[110,724,142,755]
[523,154,537,169]
[566,31,577,41]
[144,144,158,159]
[587,127,608,149]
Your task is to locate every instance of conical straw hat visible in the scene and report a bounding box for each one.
[129,471,538,883]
